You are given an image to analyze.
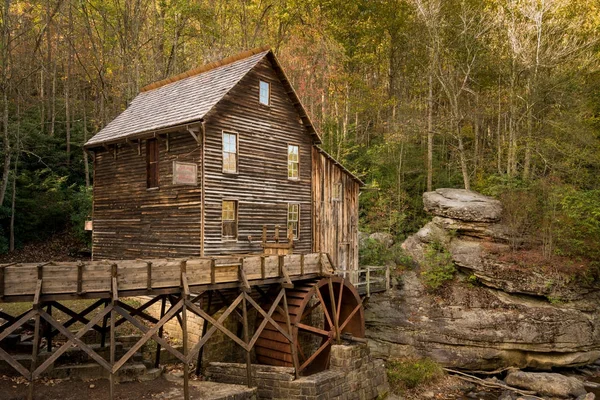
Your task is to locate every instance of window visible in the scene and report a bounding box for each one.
[223,131,238,173]
[333,182,342,201]
[288,145,299,179]
[259,80,270,105]
[146,139,159,188]
[222,200,238,240]
[288,203,299,239]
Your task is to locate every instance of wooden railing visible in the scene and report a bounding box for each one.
[336,265,391,296]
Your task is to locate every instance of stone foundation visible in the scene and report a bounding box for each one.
[206,343,389,400]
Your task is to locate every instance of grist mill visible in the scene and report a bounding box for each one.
[0,47,388,400]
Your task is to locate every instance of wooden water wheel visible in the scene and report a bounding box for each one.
[254,276,364,375]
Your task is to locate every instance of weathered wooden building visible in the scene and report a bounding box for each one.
[84,46,363,273]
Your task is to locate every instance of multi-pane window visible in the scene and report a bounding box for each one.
[259,80,270,105]
[222,200,238,240]
[223,132,238,173]
[288,203,299,239]
[288,145,299,179]
[333,182,342,201]
[146,138,159,188]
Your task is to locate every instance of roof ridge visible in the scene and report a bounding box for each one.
[140,45,271,93]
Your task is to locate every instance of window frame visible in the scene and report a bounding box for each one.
[222,130,239,174]
[287,144,300,180]
[221,199,238,241]
[146,138,159,189]
[287,203,300,240]
[259,80,270,106]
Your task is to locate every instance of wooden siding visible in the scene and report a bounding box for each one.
[92,132,202,259]
[201,58,313,255]
[312,148,360,274]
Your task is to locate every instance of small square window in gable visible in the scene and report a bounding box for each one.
[259,80,270,106]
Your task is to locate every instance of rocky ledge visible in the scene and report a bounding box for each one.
[365,188,600,371]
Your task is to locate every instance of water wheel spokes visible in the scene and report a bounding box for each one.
[254,276,364,375]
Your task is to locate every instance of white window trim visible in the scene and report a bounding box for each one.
[221,199,239,241]
[287,144,300,181]
[222,130,239,174]
[259,80,270,106]
[287,203,300,240]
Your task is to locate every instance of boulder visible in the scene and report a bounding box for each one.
[505,371,587,398]
[366,269,600,371]
[367,188,600,371]
[423,188,502,222]
[577,394,596,400]
[368,232,394,248]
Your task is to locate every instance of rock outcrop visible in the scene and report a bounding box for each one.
[365,188,600,371]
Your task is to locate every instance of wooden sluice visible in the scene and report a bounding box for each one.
[0,253,368,400]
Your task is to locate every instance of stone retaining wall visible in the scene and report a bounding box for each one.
[206,343,389,400]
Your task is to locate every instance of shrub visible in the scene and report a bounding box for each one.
[359,239,412,268]
[387,358,444,392]
[421,241,456,289]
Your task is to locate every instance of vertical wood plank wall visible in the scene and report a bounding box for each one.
[312,148,360,273]
[202,58,313,255]
[91,57,359,262]
[92,133,202,259]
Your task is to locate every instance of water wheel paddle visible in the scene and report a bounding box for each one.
[255,276,364,375]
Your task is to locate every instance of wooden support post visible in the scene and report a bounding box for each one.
[77,261,84,295]
[239,258,251,292]
[146,262,153,291]
[28,279,43,400]
[181,271,190,400]
[318,253,323,276]
[110,263,118,400]
[101,300,109,348]
[281,288,300,379]
[261,225,267,244]
[366,267,371,298]
[210,258,216,284]
[196,291,212,376]
[278,255,284,278]
[0,264,5,299]
[242,292,252,387]
[260,256,266,280]
[275,225,280,243]
[46,304,52,352]
[300,254,305,275]
[155,296,167,368]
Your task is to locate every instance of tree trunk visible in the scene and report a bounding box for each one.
[9,151,18,252]
[457,123,470,190]
[427,72,434,192]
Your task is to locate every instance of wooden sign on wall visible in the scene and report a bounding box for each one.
[173,161,198,185]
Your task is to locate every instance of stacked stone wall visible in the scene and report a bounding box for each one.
[206,343,388,400]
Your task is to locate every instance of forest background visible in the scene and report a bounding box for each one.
[0,0,599,267]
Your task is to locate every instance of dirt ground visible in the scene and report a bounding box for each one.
[0,373,257,400]
[0,376,198,400]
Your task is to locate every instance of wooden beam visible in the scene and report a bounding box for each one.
[155,296,167,368]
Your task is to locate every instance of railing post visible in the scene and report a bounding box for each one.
[366,267,371,297]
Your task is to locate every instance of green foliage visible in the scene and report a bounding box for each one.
[554,188,600,262]
[359,239,411,268]
[421,242,456,290]
[70,186,93,247]
[386,358,444,392]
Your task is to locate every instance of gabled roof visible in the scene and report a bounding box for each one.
[85,47,321,147]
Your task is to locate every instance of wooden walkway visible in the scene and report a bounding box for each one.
[0,253,335,400]
[0,253,332,303]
